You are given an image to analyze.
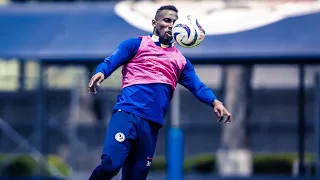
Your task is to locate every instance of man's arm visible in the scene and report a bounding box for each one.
[95,37,141,78]
[88,37,141,93]
[178,59,217,107]
[178,59,232,123]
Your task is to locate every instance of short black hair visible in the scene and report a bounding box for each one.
[155,5,178,19]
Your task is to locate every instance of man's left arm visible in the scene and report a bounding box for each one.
[178,59,232,123]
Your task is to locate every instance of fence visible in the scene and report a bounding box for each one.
[0,61,319,179]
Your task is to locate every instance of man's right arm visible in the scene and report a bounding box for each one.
[95,37,141,78]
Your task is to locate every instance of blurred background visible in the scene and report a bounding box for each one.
[0,0,320,180]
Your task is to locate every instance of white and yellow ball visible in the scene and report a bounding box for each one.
[173,15,206,48]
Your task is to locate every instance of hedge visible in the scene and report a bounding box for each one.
[0,154,71,177]
[150,153,316,175]
[1,153,315,176]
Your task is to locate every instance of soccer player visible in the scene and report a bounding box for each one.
[87,5,232,180]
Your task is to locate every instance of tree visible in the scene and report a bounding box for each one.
[216,65,253,176]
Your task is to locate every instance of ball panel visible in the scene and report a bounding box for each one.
[174,24,191,38]
[196,19,205,34]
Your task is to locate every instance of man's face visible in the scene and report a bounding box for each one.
[152,10,178,45]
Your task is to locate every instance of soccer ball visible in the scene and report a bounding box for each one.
[172,15,206,48]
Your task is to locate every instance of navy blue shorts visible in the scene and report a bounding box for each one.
[102,109,161,179]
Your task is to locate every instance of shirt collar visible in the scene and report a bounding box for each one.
[150,34,175,48]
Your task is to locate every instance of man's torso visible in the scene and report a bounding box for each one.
[114,35,186,125]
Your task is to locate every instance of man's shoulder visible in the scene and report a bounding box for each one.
[121,37,143,44]
[117,37,144,50]
[173,46,186,57]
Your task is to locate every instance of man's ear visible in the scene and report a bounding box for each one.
[152,19,156,27]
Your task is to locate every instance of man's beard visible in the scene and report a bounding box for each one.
[159,36,172,45]
[156,29,172,45]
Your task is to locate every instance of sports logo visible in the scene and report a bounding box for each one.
[146,161,152,167]
[115,132,125,142]
[146,156,152,167]
[114,0,320,35]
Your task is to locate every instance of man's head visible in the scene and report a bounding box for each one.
[152,5,178,45]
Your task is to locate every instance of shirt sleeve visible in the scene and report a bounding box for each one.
[95,37,141,78]
[178,58,218,107]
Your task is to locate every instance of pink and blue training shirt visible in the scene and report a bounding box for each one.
[96,35,217,125]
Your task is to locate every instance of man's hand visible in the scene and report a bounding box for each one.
[88,72,105,94]
[212,99,232,124]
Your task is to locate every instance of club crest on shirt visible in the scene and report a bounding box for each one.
[115,132,125,142]
[114,0,320,35]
